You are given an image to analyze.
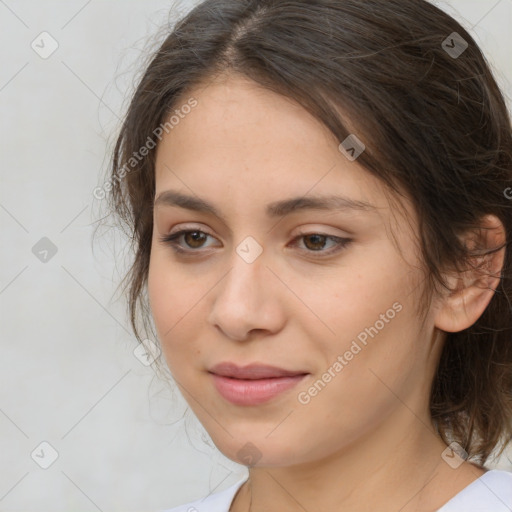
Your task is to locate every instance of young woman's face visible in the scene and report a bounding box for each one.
[148,74,442,467]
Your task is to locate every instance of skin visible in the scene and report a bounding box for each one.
[147,73,506,512]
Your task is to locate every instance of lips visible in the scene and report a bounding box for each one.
[208,362,310,405]
[208,362,308,380]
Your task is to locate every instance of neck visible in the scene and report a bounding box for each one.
[230,407,485,512]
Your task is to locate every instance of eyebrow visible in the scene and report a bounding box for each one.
[154,190,378,220]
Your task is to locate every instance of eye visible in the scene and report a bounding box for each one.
[158,229,218,253]
[158,229,351,257]
[290,232,352,256]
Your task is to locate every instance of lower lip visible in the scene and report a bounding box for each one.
[210,373,308,406]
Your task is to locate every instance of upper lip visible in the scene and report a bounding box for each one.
[209,362,309,380]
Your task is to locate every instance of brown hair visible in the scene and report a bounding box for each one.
[99,0,512,466]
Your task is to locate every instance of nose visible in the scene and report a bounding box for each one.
[207,248,286,341]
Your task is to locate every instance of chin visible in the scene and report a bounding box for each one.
[209,433,307,468]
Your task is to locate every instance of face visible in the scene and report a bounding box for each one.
[148,73,440,467]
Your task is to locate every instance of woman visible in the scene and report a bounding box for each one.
[104,0,512,510]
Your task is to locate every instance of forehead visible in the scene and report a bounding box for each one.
[160,74,335,162]
[153,74,413,230]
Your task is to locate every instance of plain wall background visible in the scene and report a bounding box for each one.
[1,1,511,510]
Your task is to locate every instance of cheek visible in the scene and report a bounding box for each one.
[147,249,207,370]
[295,262,400,346]
[294,303,421,454]
[147,250,188,344]
[305,251,421,385]
[148,251,170,328]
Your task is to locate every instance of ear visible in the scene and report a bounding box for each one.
[434,214,506,333]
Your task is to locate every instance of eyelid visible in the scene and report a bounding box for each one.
[167,223,214,236]
[293,225,350,238]
[166,223,349,239]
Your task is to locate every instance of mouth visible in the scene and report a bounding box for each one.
[208,362,309,405]
[208,361,308,379]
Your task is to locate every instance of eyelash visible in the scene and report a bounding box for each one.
[158,229,352,257]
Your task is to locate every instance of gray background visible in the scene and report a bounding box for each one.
[1,1,511,511]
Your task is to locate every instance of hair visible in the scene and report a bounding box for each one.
[101,0,512,466]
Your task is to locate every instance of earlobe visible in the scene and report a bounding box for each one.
[434,215,506,333]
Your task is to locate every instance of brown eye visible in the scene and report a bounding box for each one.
[158,229,218,252]
[302,234,328,251]
[183,231,208,248]
[291,232,352,257]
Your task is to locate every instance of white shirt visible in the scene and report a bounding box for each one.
[160,469,512,512]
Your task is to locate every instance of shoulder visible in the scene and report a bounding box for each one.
[159,477,248,512]
[437,469,512,511]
